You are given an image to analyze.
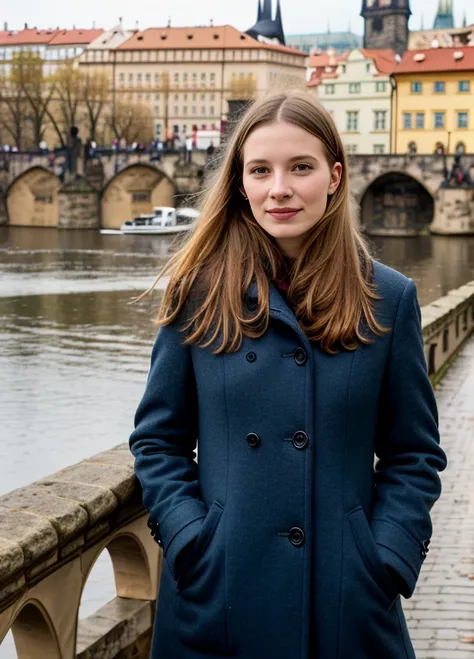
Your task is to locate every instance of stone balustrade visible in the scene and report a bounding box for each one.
[0,281,473,658]
[421,280,474,384]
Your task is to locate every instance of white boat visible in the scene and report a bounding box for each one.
[118,207,195,235]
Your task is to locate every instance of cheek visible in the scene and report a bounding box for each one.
[300,176,330,206]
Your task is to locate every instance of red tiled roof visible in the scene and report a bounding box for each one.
[117,25,306,57]
[360,48,397,74]
[0,28,58,45]
[395,46,474,74]
[48,29,104,45]
[308,51,348,68]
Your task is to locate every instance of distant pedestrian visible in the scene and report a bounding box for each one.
[130,90,447,659]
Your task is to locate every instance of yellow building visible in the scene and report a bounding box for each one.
[392,46,474,155]
[79,24,307,141]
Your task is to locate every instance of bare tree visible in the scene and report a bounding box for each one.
[82,71,111,142]
[47,62,83,147]
[0,65,27,148]
[11,51,55,147]
[111,100,154,145]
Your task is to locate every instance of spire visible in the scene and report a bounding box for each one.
[274,0,285,44]
[420,13,424,30]
[462,10,467,27]
[257,0,263,22]
[262,0,273,21]
[433,0,454,29]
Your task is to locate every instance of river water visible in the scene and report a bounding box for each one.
[0,226,474,654]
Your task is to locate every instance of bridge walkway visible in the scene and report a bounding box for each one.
[404,333,474,658]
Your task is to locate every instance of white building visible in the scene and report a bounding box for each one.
[309,48,398,155]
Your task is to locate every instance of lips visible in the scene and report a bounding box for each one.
[266,208,301,220]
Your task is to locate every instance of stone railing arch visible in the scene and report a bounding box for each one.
[0,444,161,659]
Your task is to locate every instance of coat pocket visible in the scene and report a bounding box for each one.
[347,506,399,608]
[174,500,231,654]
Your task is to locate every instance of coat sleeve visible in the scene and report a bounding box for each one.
[129,321,207,579]
[371,278,448,599]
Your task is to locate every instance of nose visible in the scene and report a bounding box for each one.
[269,171,292,199]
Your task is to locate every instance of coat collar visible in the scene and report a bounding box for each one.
[245,279,312,350]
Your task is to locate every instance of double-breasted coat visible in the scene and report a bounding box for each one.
[129,260,447,659]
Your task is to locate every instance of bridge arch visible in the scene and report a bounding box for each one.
[359,171,435,236]
[6,167,61,227]
[10,600,61,658]
[101,163,176,229]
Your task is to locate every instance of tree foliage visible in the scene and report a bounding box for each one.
[111,100,154,145]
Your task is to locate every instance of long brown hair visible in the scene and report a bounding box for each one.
[142,90,386,354]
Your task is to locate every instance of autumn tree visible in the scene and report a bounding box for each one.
[111,100,154,145]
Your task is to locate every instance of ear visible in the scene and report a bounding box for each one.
[328,162,342,195]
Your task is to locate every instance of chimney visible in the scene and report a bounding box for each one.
[24,22,28,29]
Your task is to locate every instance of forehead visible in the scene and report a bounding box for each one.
[242,120,325,162]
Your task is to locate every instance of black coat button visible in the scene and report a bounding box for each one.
[289,527,305,547]
[247,432,260,448]
[294,347,307,365]
[292,430,309,450]
[246,351,257,363]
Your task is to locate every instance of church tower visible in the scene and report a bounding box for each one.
[361,0,411,56]
[433,0,454,29]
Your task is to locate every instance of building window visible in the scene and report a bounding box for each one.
[346,111,359,131]
[373,144,385,154]
[155,93,160,100]
[146,73,151,82]
[345,144,358,154]
[210,72,216,87]
[137,73,142,83]
[201,105,206,115]
[403,112,412,129]
[210,105,215,115]
[192,105,197,114]
[434,81,445,93]
[341,64,346,73]
[457,111,468,129]
[374,110,387,131]
[128,73,133,83]
[366,63,371,73]
[415,112,425,129]
[411,81,422,93]
[155,73,160,83]
[434,112,445,129]
[174,94,179,101]
[325,84,335,94]
[183,106,188,115]
[192,73,197,86]
[455,142,466,154]
[210,93,215,101]
[182,124,187,134]
[201,73,206,81]
[458,80,470,93]
[349,83,361,94]
[119,73,125,82]
[375,81,386,92]
[408,141,417,155]
[174,105,179,114]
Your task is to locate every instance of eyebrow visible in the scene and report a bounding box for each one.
[245,155,319,166]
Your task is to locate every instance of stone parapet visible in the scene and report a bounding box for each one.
[421,280,474,383]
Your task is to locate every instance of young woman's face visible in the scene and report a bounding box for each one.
[241,120,342,258]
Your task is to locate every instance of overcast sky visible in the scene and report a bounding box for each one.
[2,0,473,36]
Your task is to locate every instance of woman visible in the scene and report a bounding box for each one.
[129,91,447,659]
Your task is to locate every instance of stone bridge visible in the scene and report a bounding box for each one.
[0,281,473,658]
[0,151,473,233]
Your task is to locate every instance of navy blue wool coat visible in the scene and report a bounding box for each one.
[129,260,447,659]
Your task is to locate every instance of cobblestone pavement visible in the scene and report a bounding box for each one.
[403,334,474,658]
